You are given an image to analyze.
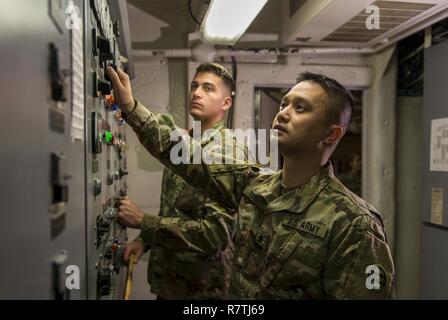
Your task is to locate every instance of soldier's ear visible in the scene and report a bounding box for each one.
[323,124,344,145]
[222,96,232,111]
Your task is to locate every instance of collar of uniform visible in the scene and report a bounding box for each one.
[243,170,283,207]
[248,162,334,215]
[189,121,226,144]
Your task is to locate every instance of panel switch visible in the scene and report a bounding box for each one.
[93,178,102,197]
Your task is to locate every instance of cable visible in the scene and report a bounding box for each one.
[398,44,423,63]
[188,0,202,26]
[402,73,423,88]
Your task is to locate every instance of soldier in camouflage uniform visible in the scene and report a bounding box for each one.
[117,63,246,299]
[108,66,396,299]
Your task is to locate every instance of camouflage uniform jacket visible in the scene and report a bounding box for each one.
[124,101,396,300]
[137,121,239,299]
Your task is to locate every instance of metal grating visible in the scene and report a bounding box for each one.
[322,1,436,43]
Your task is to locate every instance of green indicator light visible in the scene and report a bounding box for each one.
[104,131,113,143]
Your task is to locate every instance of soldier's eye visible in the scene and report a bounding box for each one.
[190,83,198,90]
[204,85,214,92]
[295,104,305,112]
[279,102,287,111]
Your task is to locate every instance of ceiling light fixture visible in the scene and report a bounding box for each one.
[200,0,268,45]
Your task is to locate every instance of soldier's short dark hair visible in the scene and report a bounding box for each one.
[195,63,234,95]
[296,72,354,131]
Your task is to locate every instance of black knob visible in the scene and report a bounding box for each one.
[119,169,128,178]
[97,35,113,60]
[97,78,111,95]
[107,174,114,185]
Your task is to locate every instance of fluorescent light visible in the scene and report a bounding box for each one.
[200,0,268,45]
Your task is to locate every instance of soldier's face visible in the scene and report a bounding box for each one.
[189,72,232,123]
[272,81,330,155]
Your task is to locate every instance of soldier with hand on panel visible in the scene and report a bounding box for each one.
[108,65,395,299]
[116,63,251,299]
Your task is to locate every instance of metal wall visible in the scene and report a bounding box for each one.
[395,97,422,299]
[0,0,86,299]
[420,40,448,299]
[0,0,130,299]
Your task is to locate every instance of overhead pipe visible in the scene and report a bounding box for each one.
[132,46,375,60]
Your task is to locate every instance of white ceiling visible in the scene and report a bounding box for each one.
[126,0,448,52]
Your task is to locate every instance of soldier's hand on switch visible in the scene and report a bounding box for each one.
[107,67,135,113]
[117,196,144,229]
[123,238,145,264]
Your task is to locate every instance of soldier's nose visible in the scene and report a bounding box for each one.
[276,110,289,123]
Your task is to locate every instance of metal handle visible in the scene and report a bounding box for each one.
[124,253,135,300]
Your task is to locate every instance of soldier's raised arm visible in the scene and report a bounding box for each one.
[107,67,257,210]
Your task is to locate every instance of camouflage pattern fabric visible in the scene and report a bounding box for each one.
[137,121,239,299]
[124,101,396,299]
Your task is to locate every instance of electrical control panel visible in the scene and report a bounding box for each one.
[1,0,131,300]
[85,0,129,300]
